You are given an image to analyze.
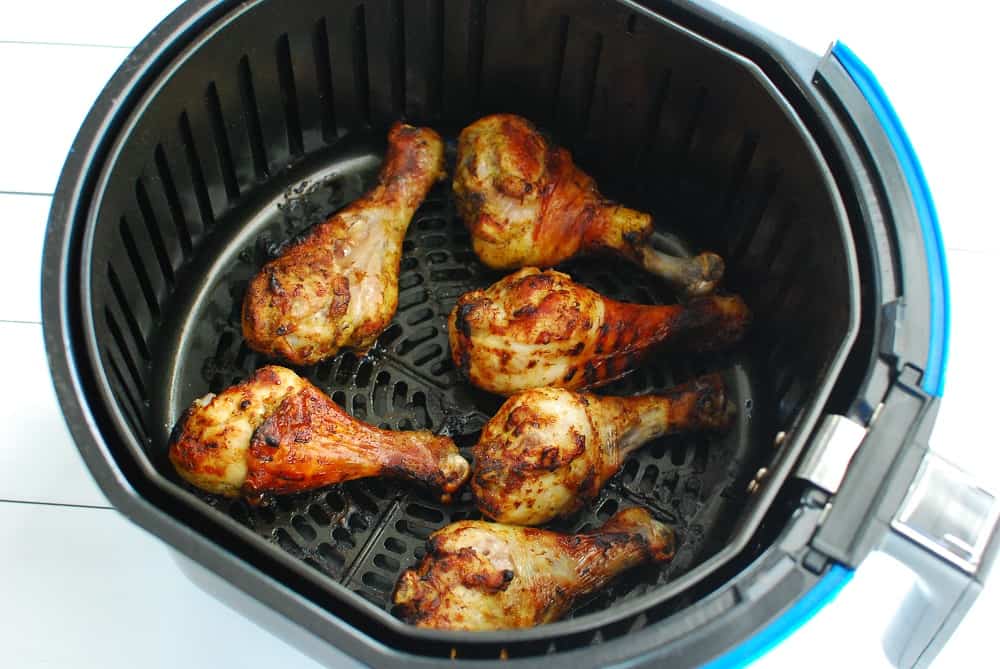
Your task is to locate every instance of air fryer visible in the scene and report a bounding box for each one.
[41,1,999,667]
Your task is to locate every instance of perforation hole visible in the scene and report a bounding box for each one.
[317,543,346,569]
[396,326,436,355]
[374,554,400,572]
[291,515,317,542]
[429,359,452,376]
[398,288,428,311]
[640,465,659,493]
[420,233,448,248]
[621,458,640,483]
[405,307,434,326]
[273,528,300,554]
[377,323,404,347]
[392,381,408,410]
[691,439,710,474]
[412,344,443,366]
[364,479,389,499]
[661,470,679,495]
[396,519,433,540]
[325,491,345,513]
[430,267,474,282]
[335,354,358,385]
[649,440,667,460]
[332,526,356,548]
[308,504,331,526]
[406,504,444,524]
[350,489,379,515]
[683,476,702,499]
[399,272,424,290]
[597,499,619,520]
[384,537,406,554]
[411,391,431,428]
[355,360,373,388]
[349,513,370,531]
[352,394,367,419]
[372,371,392,414]
[362,571,395,593]
[416,217,446,231]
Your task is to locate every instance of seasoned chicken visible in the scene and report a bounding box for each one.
[243,123,445,366]
[453,114,724,297]
[168,366,469,502]
[448,268,750,396]
[473,374,731,525]
[392,507,674,630]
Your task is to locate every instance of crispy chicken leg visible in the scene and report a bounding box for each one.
[242,123,446,366]
[473,374,732,525]
[453,114,723,297]
[392,507,675,630]
[448,268,750,396]
[168,366,469,502]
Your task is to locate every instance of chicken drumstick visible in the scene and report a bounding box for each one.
[392,507,675,630]
[473,374,732,525]
[243,123,445,366]
[168,366,469,502]
[453,114,723,297]
[448,268,750,396]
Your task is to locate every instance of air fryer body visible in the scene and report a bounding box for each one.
[41,1,995,668]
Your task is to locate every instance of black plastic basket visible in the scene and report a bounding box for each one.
[43,1,992,668]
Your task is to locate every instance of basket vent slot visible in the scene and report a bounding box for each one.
[106,263,150,361]
[204,82,240,202]
[548,15,570,122]
[237,56,269,181]
[106,352,146,439]
[579,32,603,135]
[118,216,161,319]
[390,0,406,114]
[352,4,371,124]
[636,69,671,168]
[104,307,146,398]
[177,110,215,227]
[312,18,337,142]
[466,0,486,110]
[134,179,175,287]
[153,145,194,256]
[276,34,304,157]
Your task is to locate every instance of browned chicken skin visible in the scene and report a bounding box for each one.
[242,123,446,366]
[454,114,724,297]
[392,507,674,630]
[473,374,732,525]
[448,268,750,396]
[168,366,469,502]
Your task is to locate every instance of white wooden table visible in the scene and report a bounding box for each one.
[1,2,994,667]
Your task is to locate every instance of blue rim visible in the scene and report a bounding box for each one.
[700,564,855,668]
[831,42,951,397]
[700,42,949,669]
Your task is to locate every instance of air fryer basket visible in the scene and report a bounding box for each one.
[49,0,861,662]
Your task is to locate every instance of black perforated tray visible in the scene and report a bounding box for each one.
[152,134,763,620]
